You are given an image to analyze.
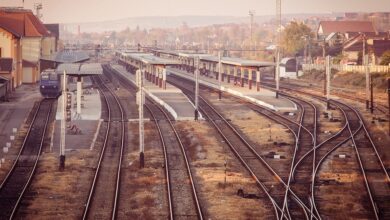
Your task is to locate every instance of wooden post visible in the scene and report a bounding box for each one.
[370,73,373,113]
[388,78,390,136]
[326,55,331,109]
[365,55,370,109]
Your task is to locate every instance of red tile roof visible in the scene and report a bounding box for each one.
[319,21,376,35]
[0,8,50,37]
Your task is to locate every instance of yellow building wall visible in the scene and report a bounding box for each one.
[41,37,56,56]
[0,28,23,89]
[0,28,12,57]
[22,37,42,63]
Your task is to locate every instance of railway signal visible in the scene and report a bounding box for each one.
[66,92,72,122]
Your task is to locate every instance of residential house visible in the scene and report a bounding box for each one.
[317,21,376,46]
[0,7,57,89]
[342,32,390,64]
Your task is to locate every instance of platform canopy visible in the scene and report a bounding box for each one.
[200,56,275,68]
[125,52,180,65]
[151,49,274,68]
[41,50,90,63]
[56,63,102,76]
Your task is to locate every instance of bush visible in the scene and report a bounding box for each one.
[380,50,390,65]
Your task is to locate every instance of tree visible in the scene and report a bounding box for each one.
[281,21,313,55]
[380,50,390,65]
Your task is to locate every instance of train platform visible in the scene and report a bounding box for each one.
[0,84,41,163]
[55,77,101,121]
[110,64,199,120]
[166,67,297,111]
[52,77,102,152]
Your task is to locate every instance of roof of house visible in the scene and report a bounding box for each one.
[318,21,376,35]
[0,58,13,72]
[372,40,390,57]
[0,8,50,37]
[344,39,390,57]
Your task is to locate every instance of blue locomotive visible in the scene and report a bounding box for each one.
[40,69,62,98]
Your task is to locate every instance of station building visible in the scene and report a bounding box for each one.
[0,7,58,90]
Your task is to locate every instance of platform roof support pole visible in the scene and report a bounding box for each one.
[248,69,253,90]
[227,66,231,83]
[233,66,238,85]
[155,67,159,86]
[326,55,331,109]
[77,76,82,114]
[162,68,167,90]
[208,61,212,76]
[194,56,200,120]
[256,69,261,91]
[240,67,245,87]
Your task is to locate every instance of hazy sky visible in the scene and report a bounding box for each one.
[1,0,390,23]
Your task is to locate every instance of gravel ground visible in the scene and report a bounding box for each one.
[117,122,168,219]
[204,90,295,180]
[175,121,274,219]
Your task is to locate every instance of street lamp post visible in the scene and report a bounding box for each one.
[194,56,199,120]
[59,70,67,171]
[137,69,145,168]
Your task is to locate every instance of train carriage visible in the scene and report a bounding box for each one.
[39,69,61,98]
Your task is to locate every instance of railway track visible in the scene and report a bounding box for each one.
[82,74,125,220]
[0,99,54,219]
[261,80,390,219]
[333,99,390,220]
[145,101,204,220]
[168,75,321,220]
[262,79,389,115]
[278,96,318,220]
[106,65,204,220]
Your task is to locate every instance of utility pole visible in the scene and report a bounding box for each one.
[275,0,281,99]
[362,33,366,65]
[137,69,145,168]
[218,51,222,100]
[365,55,370,109]
[276,51,280,98]
[326,55,331,109]
[249,10,255,56]
[60,70,67,171]
[194,57,199,120]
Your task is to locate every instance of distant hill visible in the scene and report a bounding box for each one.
[62,13,340,33]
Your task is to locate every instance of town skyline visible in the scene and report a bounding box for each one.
[1,0,390,23]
